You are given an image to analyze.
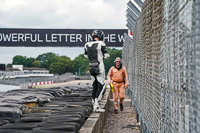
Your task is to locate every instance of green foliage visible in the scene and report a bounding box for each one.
[25,57,35,67]
[32,60,41,67]
[6,63,12,68]
[12,56,38,67]
[36,52,57,69]
[12,55,26,65]
[49,62,66,75]
[49,56,74,75]
[104,48,122,74]
[73,54,89,75]
[10,48,121,75]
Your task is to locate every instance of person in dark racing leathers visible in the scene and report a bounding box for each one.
[84,29,110,112]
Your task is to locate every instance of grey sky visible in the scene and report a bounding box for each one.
[0,0,128,64]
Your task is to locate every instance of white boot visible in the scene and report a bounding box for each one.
[92,99,94,106]
[93,98,105,113]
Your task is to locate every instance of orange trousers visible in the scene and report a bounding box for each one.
[112,82,125,110]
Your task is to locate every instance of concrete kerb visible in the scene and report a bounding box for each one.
[79,87,110,133]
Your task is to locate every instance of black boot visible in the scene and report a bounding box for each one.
[114,109,118,114]
[120,104,123,111]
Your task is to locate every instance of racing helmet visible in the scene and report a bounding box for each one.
[92,30,104,41]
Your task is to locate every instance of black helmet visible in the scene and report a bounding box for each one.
[92,30,104,41]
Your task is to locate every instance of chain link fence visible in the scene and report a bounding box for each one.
[123,0,199,132]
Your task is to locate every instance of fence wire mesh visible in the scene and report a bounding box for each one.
[123,0,200,132]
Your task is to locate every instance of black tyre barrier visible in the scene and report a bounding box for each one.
[60,98,91,102]
[0,103,26,109]
[51,109,85,115]
[42,89,65,97]
[73,90,90,94]
[52,96,92,104]
[62,106,89,114]
[30,129,72,133]
[36,100,49,107]
[0,123,38,130]
[63,93,81,97]
[33,124,77,132]
[49,113,83,118]
[63,87,74,91]
[21,113,51,119]
[0,117,18,123]
[0,120,9,126]
[38,121,79,127]
[3,89,28,95]
[61,95,92,99]
[50,113,85,121]
[36,122,80,132]
[49,108,91,123]
[79,93,92,97]
[47,116,83,125]
[29,106,64,111]
[43,101,67,107]
[62,89,73,94]
[0,85,94,133]
[62,107,92,116]
[48,114,84,124]
[64,101,93,107]
[3,88,65,100]
[1,99,20,103]
[20,116,48,123]
[48,92,62,98]
[33,92,54,98]
[0,108,21,123]
[58,96,91,100]
[0,129,29,133]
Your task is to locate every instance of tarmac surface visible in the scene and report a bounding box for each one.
[103,95,140,133]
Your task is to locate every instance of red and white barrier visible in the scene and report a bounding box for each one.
[32,81,53,86]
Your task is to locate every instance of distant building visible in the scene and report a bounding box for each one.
[12,65,23,71]
[23,67,49,74]
[0,65,53,79]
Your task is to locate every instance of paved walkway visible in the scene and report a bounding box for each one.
[103,95,140,133]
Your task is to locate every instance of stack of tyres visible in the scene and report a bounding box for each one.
[0,85,94,133]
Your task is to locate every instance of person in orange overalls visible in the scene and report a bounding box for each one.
[107,57,129,114]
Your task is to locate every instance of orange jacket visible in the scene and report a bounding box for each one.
[107,66,129,85]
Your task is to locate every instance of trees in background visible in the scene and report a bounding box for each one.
[11,48,122,75]
[12,55,26,65]
[49,56,74,75]
[36,52,57,69]
[25,57,35,67]
[12,52,74,75]
[73,54,89,75]
[104,48,122,74]
[32,60,41,67]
